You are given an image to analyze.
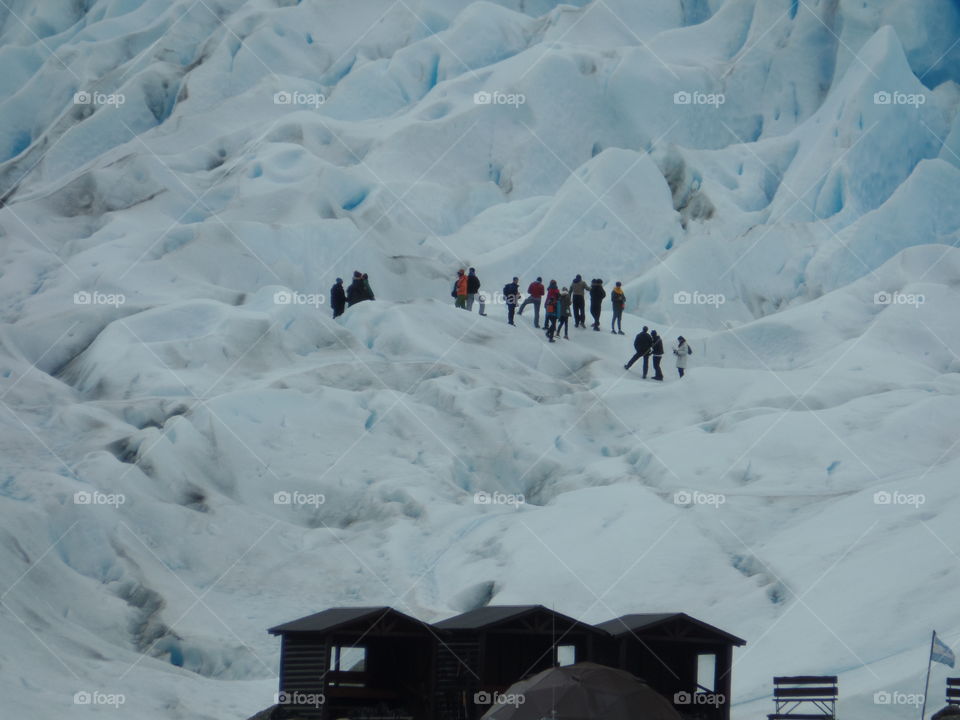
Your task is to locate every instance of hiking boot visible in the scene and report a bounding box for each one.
[618,331,625,335]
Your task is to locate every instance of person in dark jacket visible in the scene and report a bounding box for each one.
[651,330,665,380]
[361,273,375,301]
[589,278,605,330]
[624,326,653,377]
[570,274,587,328]
[610,281,626,335]
[346,271,365,307]
[518,276,545,328]
[503,277,520,325]
[330,277,346,318]
[466,268,481,311]
[557,287,571,339]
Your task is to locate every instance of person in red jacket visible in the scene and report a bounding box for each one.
[518,276,545,328]
[452,269,468,309]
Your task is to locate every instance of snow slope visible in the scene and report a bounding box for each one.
[0,1,959,718]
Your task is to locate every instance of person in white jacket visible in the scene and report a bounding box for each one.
[673,336,692,378]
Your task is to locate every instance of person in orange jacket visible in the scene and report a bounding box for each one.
[452,269,469,309]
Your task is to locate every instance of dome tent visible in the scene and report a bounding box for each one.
[480,662,682,720]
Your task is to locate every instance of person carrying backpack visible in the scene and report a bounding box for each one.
[466,268,481,311]
[624,326,653,377]
[330,277,346,318]
[610,281,626,335]
[452,269,468,309]
[518,276,545,328]
[651,330,665,381]
[361,273,375,301]
[346,271,366,307]
[557,287,571,339]
[589,279,605,331]
[673,336,692,378]
[543,280,560,342]
[503,277,520,325]
[570,274,587,328]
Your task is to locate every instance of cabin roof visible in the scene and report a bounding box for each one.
[434,604,602,633]
[595,612,746,646]
[268,606,426,635]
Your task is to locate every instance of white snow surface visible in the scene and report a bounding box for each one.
[0,0,959,718]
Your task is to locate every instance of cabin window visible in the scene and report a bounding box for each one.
[328,645,367,687]
[697,653,717,692]
[556,645,576,666]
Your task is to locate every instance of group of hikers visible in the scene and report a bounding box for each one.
[327,267,693,379]
[454,269,694,379]
[330,271,375,317]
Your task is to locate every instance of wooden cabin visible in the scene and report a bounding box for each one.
[594,612,746,720]
[268,607,434,719]
[432,605,611,720]
[269,606,745,720]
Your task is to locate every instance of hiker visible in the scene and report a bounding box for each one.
[673,336,692,378]
[466,268,481,311]
[651,330,665,381]
[503,277,520,325]
[589,278,605,330]
[330,277,346,318]
[518,276,545,328]
[346,271,366,307]
[543,280,560,342]
[610,281,625,335]
[570,274,587,328]
[624,326,653,377]
[557,287,571,339]
[452,269,468,309]
[361,273,375,301]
